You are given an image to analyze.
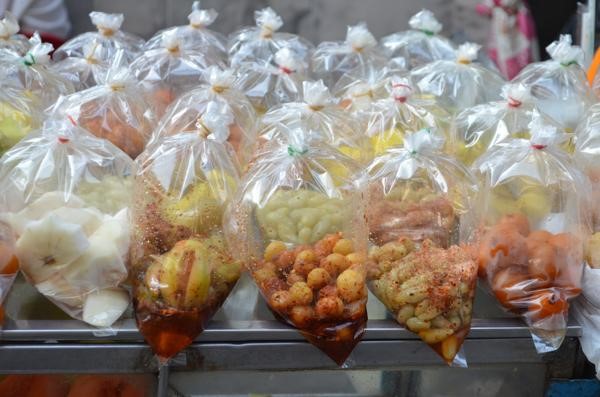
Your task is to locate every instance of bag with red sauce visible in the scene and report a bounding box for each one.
[131,108,242,362]
[474,116,591,352]
[225,131,369,365]
[365,129,478,365]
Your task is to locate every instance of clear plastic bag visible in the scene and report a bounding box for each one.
[131,30,224,119]
[361,76,451,158]
[258,80,369,163]
[50,40,111,91]
[380,9,456,70]
[0,221,18,327]
[234,47,308,114]
[0,118,135,329]
[410,42,505,115]
[148,66,258,167]
[575,103,600,230]
[333,62,407,114]
[0,12,30,55]
[144,1,227,62]
[473,117,590,352]
[225,131,368,365]
[53,11,144,63]
[512,35,595,132]
[50,51,153,159]
[228,7,314,68]
[311,23,389,89]
[131,112,241,362]
[452,83,562,166]
[0,86,41,156]
[365,129,478,365]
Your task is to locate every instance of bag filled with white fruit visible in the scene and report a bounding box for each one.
[0,118,135,331]
[258,80,369,163]
[311,22,389,89]
[234,47,308,114]
[451,83,563,166]
[380,9,456,70]
[53,11,144,63]
[473,116,591,352]
[131,107,242,363]
[225,130,369,365]
[148,66,258,167]
[0,12,30,55]
[365,128,478,365]
[144,1,227,62]
[512,35,594,132]
[228,7,314,68]
[410,42,504,115]
[131,30,224,119]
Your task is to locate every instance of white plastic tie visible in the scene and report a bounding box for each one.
[456,42,480,64]
[404,128,445,154]
[22,32,52,66]
[409,9,442,35]
[256,7,283,38]
[274,47,302,74]
[162,30,181,53]
[346,23,377,52]
[197,101,234,142]
[501,83,532,108]
[303,80,336,110]
[90,11,124,36]
[546,34,584,66]
[347,82,373,99]
[0,12,19,39]
[188,2,218,29]
[391,76,413,102]
[82,41,102,63]
[528,116,562,149]
[207,66,235,92]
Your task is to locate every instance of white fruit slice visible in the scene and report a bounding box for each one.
[49,207,104,236]
[91,210,130,258]
[7,192,85,236]
[16,213,89,284]
[82,288,129,327]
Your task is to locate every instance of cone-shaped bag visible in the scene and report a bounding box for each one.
[225,132,369,365]
[0,118,134,329]
[148,66,258,167]
[228,7,313,68]
[365,129,478,365]
[474,117,590,353]
[131,108,242,362]
[381,9,456,70]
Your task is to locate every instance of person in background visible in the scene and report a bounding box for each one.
[0,0,70,48]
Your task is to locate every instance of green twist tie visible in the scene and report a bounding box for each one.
[287,145,307,156]
[421,29,434,36]
[410,150,417,155]
[23,52,35,66]
[561,60,578,67]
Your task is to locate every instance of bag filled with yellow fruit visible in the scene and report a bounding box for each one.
[362,76,451,158]
[0,34,74,155]
[473,116,591,353]
[131,105,242,363]
[258,80,370,163]
[148,66,258,167]
[452,83,563,166]
[225,131,369,365]
[364,128,478,366]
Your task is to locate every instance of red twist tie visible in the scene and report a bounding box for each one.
[507,97,522,108]
[279,66,293,74]
[394,96,408,103]
[67,115,77,126]
[58,136,69,144]
[531,144,546,150]
[392,83,411,89]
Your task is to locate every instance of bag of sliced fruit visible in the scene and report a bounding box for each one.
[361,76,451,158]
[148,66,258,167]
[0,13,30,55]
[50,51,153,159]
[131,30,224,119]
[365,128,478,365]
[131,106,242,363]
[512,35,594,133]
[225,131,368,365]
[258,80,369,163]
[234,47,308,114]
[474,116,591,352]
[452,83,563,166]
[0,118,135,330]
[228,7,314,68]
[410,42,504,115]
[380,9,456,70]
[311,23,389,89]
[145,1,227,62]
[0,34,73,155]
[53,11,144,63]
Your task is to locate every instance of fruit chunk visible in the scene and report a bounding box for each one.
[82,288,129,327]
